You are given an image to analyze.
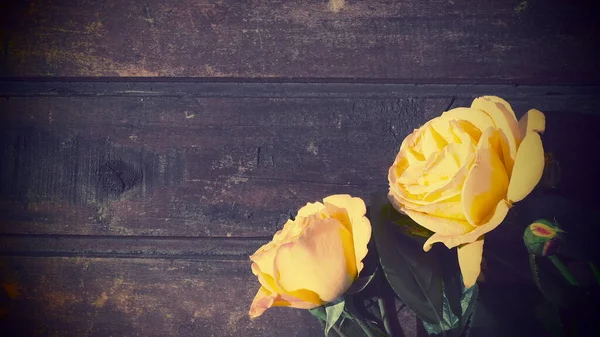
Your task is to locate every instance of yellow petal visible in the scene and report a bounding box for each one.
[250,247,279,278]
[441,107,496,133]
[407,195,465,220]
[249,286,275,318]
[297,201,326,218]
[248,286,322,319]
[421,124,448,158]
[457,238,484,288]
[518,109,546,139]
[274,218,354,302]
[323,194,372,275]
[423,199,510,251]
[402,208,472,239]
[471,96,520,164]
[507,132,545,203]
[461,128,509,226]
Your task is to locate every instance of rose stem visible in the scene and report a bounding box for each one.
[548,255,579,286]
[588,262,600,286]
[353,318,378,337]
[378,297,405,337]
[331,325,348,337]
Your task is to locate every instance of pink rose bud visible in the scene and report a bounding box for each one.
[523,219,564,256]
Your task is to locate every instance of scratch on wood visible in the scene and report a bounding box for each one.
[143,2,155,25]
[255,147,261,167]
[444,96,456,112]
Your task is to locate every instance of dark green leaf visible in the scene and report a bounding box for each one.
[343,294,384,333]
[346,265,379,295]
[459,283,478,329]
[370,198,444,325]
[535,299,564,337]
[465,284,548,337]
[423,283,479,337]
[436,247,463,320]
[529,253,572,307]
[342,295,387,337]
[325,300,345,336]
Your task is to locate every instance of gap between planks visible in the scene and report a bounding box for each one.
[0,234,271,260]
[1,81,599,102]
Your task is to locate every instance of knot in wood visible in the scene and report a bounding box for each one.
[98,160,141,195]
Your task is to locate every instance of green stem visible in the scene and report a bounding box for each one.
[354,318,378,337]
[588,262,600,286]
[377,297,405,337]
[331,324,348,337]
[548,255,579,286]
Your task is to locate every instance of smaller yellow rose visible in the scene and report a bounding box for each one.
[248,194,371,318]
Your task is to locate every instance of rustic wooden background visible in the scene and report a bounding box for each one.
[1,0,599,336]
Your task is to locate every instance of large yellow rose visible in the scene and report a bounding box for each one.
[248,194,371,318]
[388,96,546,288]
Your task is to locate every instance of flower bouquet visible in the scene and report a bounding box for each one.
[247,96,600,337]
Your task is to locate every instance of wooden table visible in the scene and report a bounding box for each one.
[1,1,599,336]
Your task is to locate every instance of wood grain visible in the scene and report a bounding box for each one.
[0,0,598,83]
[1,82,599,238]
[0,257,322,337]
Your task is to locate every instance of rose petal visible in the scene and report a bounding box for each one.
[457,238,484,288]
[441,107,496,133]
[401,208,473,239]
[518,109,546,139]
[248,285,322,319]
[507,132,545,203]
[423,149,475,203]
[274,218,354,302]
[471,96,521,172]
[323,195,371,275]
[421,124,448,158]
[461,128,509,226]
[406,194,465,220]
[297,201,326,218]
[423,199,510,251]
[249,286,275,318]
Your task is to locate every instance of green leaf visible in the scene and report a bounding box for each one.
[346,265,379,295]
[465,284,548,337]
[529,253,572,307]
[422,283,479,337]
[436,247,463,321]
[535,299,564,337]
[325,300,345,336]
[309,306,327,322]
[370,198,444,325]
[343,294,388,337]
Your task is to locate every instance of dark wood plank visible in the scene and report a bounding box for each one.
[0,0,598,83]
[0,257,323,337]
[1,82,599,237]
[0,235,265,259]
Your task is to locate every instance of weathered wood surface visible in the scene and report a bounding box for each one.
[1,82,599,238]
[1,81,599,335]
[0,257,324,337]
[1,0,599,83]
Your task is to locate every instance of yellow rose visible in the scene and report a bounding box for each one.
[248,194,371,318]
[388,96,546,288]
